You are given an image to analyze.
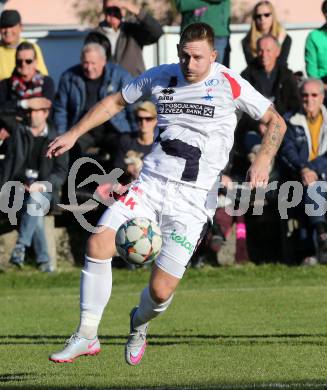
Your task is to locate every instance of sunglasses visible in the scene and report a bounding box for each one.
[255,12,271,19]
[16,58,34,66]
[136,116,155,122]
[301,92,320,98]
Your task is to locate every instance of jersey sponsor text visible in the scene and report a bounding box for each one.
[157,102,215,117]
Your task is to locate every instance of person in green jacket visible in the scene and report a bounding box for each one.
[175,0,230,66]
[305,0,327,105]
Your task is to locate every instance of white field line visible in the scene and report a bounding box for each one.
[29,284,327,298]
[133,384,327,390]
[112,284,327,296]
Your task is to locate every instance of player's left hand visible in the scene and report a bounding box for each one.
[246,154,271,189]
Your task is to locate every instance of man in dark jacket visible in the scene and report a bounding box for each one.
[0,41,54,109]
[98,0,163,76]
[232,34,300,179]
[241,35,299,115]
[53,42,136,158]
[279,78,327,261]
[0,104,68,271]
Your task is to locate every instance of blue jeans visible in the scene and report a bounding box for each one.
[214,36,230,67]
[18,191,52,264]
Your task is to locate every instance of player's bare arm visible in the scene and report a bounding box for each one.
[47,92,127,158]
[247,105,286,188]
[259,105,286,159]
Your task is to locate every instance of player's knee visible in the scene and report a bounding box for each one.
[87,234,101,258]
[86,233,112,259]
[150,282,173,304]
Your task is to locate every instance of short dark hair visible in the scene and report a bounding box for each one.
[322,0,327,13]
[0,9,21,28]
[84,31,111,61]
[105,6,122,19]
[16,41,37,59]
[180,22,215,49]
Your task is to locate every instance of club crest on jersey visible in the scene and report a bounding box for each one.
[159,88,175,101]
[201,88,214,102]
[157,102,215,117]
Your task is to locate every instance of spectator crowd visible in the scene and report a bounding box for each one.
[0,0,327,271]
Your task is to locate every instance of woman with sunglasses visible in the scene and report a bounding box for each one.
[0,41,54,115]
[242,0,291,66]
[114,101,157,174]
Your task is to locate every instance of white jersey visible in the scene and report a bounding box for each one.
[122,62,271,190]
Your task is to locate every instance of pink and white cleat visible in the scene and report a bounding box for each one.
[49,333,100,363]
[125,307,148,366]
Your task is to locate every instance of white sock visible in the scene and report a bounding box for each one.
[133,286,173,328]
[77,255,112,339]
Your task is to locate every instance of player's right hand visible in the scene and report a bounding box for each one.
[246,153,271,189]
[46,130,78,158]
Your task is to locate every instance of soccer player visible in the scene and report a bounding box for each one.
[48,23,286,364]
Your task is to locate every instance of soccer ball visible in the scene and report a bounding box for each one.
[115,217,162,265]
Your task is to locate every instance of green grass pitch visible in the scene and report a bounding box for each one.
[1,264,327,389]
